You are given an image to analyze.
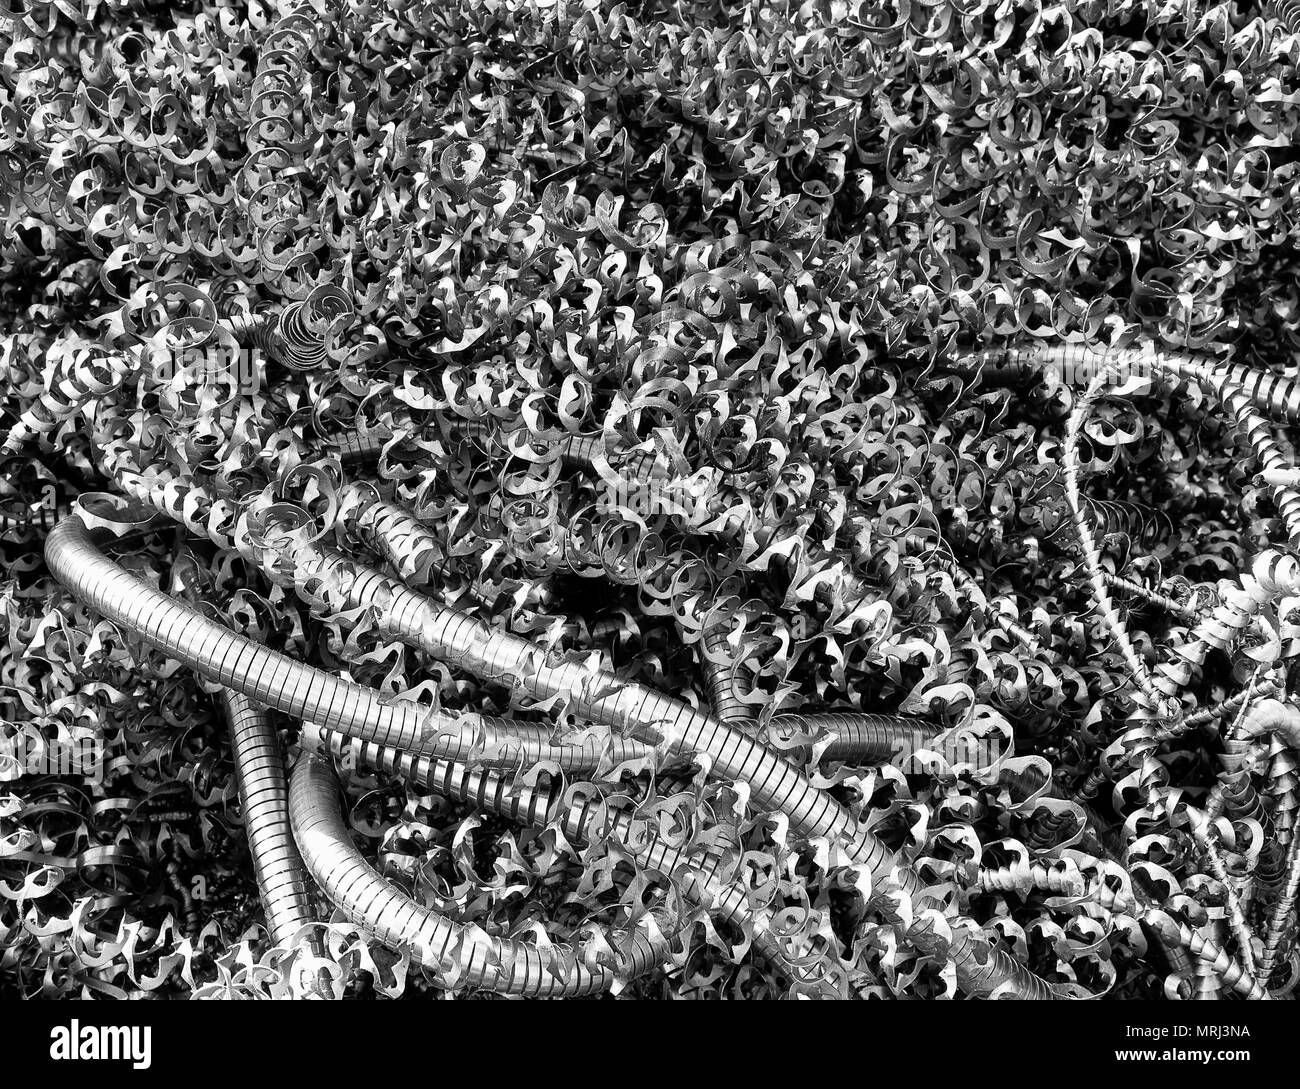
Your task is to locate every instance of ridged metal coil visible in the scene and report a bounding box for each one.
[289,753,660,995]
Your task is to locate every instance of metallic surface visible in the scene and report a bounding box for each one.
[289,753,661,995]
[48,513,1057,999]
[300,722,847,994]
[172,549,319,948]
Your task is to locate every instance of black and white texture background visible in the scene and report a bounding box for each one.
[1,0,1300,1002]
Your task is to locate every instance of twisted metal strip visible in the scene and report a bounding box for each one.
[976,858,1087,897]
[49,512,1057,999]
[694,595,760,728]
[270,539,911,887]
[301,723,846,995]
[1102,573,1198,625]
[1188,816,1258,980]
[1062,364,1164,709]
[45,519,589,767]
[767,712,939,765]
[289,754,661,996]
[1256,831,1300,985]
[948,341,1300,427]
[172,550,320,951]
[2,339,132,453]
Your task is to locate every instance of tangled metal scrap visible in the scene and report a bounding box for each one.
[6,0,1300,1000]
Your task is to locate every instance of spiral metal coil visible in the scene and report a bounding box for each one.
[1191,911,1227,1001]
[1269,0,1300,42]
[48,510,1058,999]
[172,549,321,951]
[2,339,131,452]
[1194,370,1300,545]
[1265,742,1299,847]
[1217,736,1268,825]
[767,712,939,765]
[1102,573,1198,624]
[950,342,1300,427]
[301,723,846,993]
[270,289,356,372]
[1145,910,1269,1001]
[697,596,759,727]
[290,754,663,996]
[1189,820,1258,980]
[1257,832,1300,985]
[975,858,1087,897]
[1063,364,1163,709]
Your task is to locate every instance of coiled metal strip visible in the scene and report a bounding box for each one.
[49,516,1057,999]
[300,723,847,993]
[276,545,1060,998]
[1270,0,1300,36]
[699,598,756,727]
[222,693,319,946]
[952,341,1300,429]
[289,754,660,995]
[285,542,904,884]
[767,712,939,764]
